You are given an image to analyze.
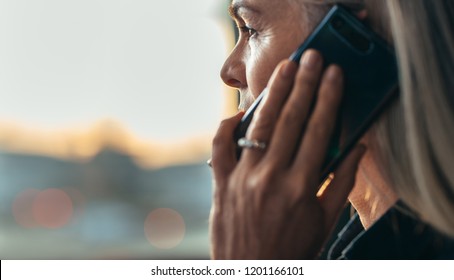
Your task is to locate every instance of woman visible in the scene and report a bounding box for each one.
[210,0,454,259]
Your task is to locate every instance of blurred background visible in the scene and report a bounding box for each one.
[0,0,237,259]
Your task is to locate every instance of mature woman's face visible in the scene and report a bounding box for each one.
[221,0,309,110]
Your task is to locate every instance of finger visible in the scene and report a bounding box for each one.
[241,60,298,164]
[212,111,245,180]
[318,144,366,229]
[265,50,323,167]
[292,65,344,190]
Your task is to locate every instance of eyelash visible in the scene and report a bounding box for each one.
[238,25,257,39]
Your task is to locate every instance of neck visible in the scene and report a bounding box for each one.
[348,150,399,229]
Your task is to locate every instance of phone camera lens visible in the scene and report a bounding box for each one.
[331,16,345,30]
[331,15,371,53]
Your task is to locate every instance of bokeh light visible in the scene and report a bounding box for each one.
[32,188,74,229]
[144,208,186,250]
[12,188,40,228]
[1,0,232,259]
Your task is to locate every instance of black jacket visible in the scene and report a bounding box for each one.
[328,202,454,259]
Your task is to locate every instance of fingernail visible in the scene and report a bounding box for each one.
[325,65,342,82]
[281,61,296,78]
[301,50,321,69]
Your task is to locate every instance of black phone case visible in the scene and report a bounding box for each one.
[234,5,398,182]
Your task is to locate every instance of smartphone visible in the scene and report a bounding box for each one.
[233,4,398,183]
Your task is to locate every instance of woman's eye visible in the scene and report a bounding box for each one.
[239,26,257,39]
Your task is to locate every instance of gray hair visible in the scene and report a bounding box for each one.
[295,0,454,236]
[379,0,454,236]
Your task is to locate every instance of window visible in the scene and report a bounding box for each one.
[0,0,235,259]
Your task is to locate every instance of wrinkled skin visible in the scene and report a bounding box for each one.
[210,0,366,259]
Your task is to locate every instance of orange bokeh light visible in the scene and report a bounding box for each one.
[32,188,74,229]
[144,208,186,249]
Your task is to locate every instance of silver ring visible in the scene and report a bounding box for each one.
[237,137,267,150]
[207,158,212,168]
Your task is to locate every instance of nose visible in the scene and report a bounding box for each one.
[220,46,246,89]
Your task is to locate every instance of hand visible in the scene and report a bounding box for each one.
[210,50,366,259]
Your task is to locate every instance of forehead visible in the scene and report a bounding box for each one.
[230,0,261,10]
[229,0,290,17]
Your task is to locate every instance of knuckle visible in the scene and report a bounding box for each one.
[212,118,235,146]
[218,118,232,129]
[245,167,275,190]
[283,173,302,190]
[244,174,261,190]
[212,131,225,147]
[283,174,313,201]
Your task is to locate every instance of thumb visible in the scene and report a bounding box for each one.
[211,111,245,181]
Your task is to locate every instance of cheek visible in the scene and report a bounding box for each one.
[246,59,274,98]
[246,41,282,98]
[245,31,306,99]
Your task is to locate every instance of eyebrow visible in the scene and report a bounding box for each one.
[228,2,261,19]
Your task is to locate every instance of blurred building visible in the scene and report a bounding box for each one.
[0,148,213,259]
[0,0,234,260]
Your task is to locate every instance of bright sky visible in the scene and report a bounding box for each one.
[0,0,233,143]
